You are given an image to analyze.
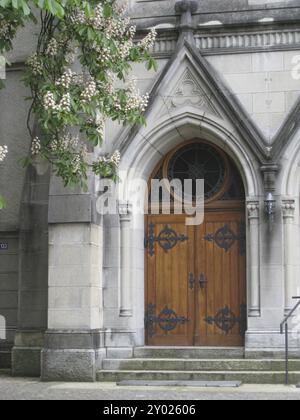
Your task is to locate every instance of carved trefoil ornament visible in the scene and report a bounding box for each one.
[169,68,221,117]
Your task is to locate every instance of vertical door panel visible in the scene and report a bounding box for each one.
[195,211,246,346]
[145,215,195,346]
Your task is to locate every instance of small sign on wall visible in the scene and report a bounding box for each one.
[0,243,8,250]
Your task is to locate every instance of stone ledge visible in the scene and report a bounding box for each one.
[44,329,105,350]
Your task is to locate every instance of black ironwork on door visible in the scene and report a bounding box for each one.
[145,223,189,257]
[204,223,246,255]
[204,304,247,336]
[145,304,189,337]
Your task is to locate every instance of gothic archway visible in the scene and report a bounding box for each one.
[144,140,247,346]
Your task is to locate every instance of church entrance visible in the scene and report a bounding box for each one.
[145,141,247,346]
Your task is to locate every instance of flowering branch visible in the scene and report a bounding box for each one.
[22,0,157,188]
[0,0,157,203]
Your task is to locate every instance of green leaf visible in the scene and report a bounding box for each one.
[0,195,6,210]
[20,0,31,15]
[0,0,11,7]
[146,57,158,72]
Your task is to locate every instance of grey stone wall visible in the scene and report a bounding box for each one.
[0,67,32,368]
[0,0,300,378]
[0,233,18,368]
[0,69,32,231]
[12,163,50,376]
[129,0,300,28]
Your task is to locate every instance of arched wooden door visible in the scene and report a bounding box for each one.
[145,141,247,346]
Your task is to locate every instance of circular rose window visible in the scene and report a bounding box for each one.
[163,142,229,202]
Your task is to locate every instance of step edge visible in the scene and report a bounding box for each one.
[103,358,300,362]
[97,370,300,374]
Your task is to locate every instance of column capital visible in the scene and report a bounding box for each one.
[282,199,296,219]
[247,201,260,219]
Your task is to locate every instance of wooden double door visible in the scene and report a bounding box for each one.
[145,209,246,346]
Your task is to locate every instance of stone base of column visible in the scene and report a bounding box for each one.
[245,330,300,359]
[248,308,261,317]
[41,329,106,382]
[104,328,144,348]
[12,331,45,377]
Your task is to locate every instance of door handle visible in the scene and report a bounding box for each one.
[189,273,195,290]
[199,272,207,289]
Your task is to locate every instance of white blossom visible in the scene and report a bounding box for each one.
[0,145,8,162]
[62,133,79,149]
[127,25,136,38]
[118,39,133,59]
[26,53,43,76]
[43,91,71,113]
[71,154,81,174]
[59,93,71,112]
[56,69,75,89]
[139,28,157,49]
[81,79,98,103]
[96,118,105,138]
[98,150,121,167]
[31,137,41,156]
[0,21,11,38]
[70,9,86,25]
[43,91,57,111]
[125,78,149,112]
[110,150,121,166]
[46,38,58,56]
[92,4,104,29]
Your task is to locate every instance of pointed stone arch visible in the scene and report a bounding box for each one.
[280,127,300,197]
[119,110,261,200]
[114,109,263,347]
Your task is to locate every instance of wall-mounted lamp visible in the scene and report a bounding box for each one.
[264,192,276,219]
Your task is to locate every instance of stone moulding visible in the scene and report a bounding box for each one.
[147,28,300,58]
[195,29,300,55]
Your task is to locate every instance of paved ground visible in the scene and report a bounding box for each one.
[0,371,300,400]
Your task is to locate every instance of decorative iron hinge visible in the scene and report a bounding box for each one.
[145,223,189,257]
[204,304,247,336]
[205,223,246,255]
[145,304,189,337]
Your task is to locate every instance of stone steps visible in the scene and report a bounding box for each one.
[102,358,300,372]
[132,347,245,359]
[98,347,300,384]
[96,369,300,384]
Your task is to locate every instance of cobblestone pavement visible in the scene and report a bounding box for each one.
[0,372,300,400]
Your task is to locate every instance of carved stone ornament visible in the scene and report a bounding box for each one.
[169,68,221,117]
[247,201,260,219]
[282,200,296,219]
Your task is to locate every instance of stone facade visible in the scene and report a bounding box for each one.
[1,0,300,380]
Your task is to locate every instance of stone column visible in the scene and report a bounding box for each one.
[247,200,261,317]
[282,199,296,315]
[12,163,50,377]
[40,173,105,381]
[119,201,133,317]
